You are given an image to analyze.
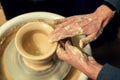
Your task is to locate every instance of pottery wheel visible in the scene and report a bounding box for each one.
[3,38,71,80]
[0,12,91,80]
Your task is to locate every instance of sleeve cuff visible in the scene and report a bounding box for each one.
[103,1,116,11]
[104,0,120,14]
[97,64,120,80]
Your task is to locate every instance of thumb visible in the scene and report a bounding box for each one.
[56,45,68,61]
[79,33,97,48]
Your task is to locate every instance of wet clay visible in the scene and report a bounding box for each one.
[22,30,53,56]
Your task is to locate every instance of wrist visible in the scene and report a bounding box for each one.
[95,5,114,18]
[83,56,103,80]
[87,62,103,80]
[94,5,115,28]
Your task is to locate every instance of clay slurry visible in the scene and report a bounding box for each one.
[22,30,53,56]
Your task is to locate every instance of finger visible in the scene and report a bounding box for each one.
[54,17,76,29]
[56,44,65,54]
[59,41,65,48]
[51,17,75,35]
[54,16,75,25]
[50,22,83,42]
[49,30,66,42]
[57,52,68,61]
[79,33,97,48]
[49,26,66,42]
[56,46,68,61]
[45,20,54,26]
[65,41,76,55]
[65,41,84,57]
[88,56,95,61]
[88,56,97,64]
[49,26,72,42]
[54,18,67,25]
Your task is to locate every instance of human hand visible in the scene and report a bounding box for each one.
[50,5,115,48]
[57,41,102,80]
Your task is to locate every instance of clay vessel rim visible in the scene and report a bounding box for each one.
[15,21,58,60]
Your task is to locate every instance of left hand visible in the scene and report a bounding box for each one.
[50,5,115,48]
[57,41,102,80]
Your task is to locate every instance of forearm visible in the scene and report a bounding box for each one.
[86,62,103,80]
[77,56,103,80]
[85,63,120,80]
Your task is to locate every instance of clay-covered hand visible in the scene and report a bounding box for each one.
[50,5,115,48]
[57,41,102,80]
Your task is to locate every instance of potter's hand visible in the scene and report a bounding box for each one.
[50,5,115,48]
[57,41,102,80]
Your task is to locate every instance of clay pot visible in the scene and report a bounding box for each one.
[15,21,57,71]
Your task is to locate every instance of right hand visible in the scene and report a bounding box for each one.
[57,41,103,80]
